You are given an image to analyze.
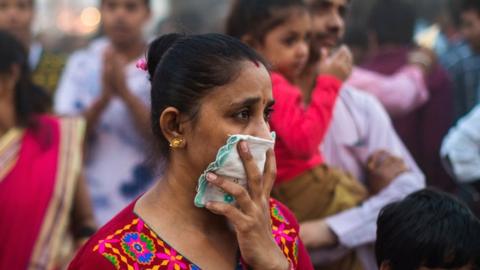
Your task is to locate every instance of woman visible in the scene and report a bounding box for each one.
[0,30,96,269]
[69,33,314,269]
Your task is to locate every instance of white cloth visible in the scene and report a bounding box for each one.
[441,104,480,183]
[195,134,275,207]
[54,38,152,225]
[312,87,425,270]
[29,42,43,71]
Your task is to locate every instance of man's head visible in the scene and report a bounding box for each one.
[460,0,480,53]
[101,0,150,49]
[305,0,349,50]
[366,0,416,48]
[376,189,480,270]
[0,0,34,48]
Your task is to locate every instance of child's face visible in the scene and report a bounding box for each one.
[101,0,150,48]
[255,9,311,82]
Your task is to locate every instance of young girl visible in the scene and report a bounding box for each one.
[226,1,367,269]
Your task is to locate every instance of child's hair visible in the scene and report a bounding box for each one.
[376,189,480,270]
[0,30,50,127]
[225,0,306,44]
[146,33,267,160]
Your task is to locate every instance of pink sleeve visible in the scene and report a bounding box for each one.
[347,66,429,116]
[271,74,341,159]
[274,201,315,270]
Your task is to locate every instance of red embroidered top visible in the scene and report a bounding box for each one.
[68,199,313,270]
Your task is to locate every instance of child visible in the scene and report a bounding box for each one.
[376,189,480,270]
[226,1,371,269]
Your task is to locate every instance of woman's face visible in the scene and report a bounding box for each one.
[182,61,274,175]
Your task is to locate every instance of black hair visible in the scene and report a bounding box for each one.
[225,0,306,43]
[376,189,480,270]
[0,30,49,128]
[367,0,416,46]
[461,0,480,15]
[343,24,368,50]
[101,0,150,8]
[147,33,267,159]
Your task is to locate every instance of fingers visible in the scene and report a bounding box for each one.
[262,149,277,196]
[206,172,254,213]
[237,141,263,200]
[205,201,246,227]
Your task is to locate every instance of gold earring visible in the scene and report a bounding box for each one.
[169,137,185,148]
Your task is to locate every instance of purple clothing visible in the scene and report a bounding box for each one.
[362,46,456,192]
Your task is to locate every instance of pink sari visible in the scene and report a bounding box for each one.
[0,115,85,270]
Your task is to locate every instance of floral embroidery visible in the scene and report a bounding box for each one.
[102,253,120,270]
[293,237,299,265]
[157,249,188,270]
[93,200,299,269]
[271,202,288,224]
[121,232,156,264]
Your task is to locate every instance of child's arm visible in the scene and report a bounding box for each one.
[271,74,341,159]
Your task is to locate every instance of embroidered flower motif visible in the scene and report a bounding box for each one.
[102,253,120,270]
[157,248,188,270]
[272,223,294,245]
[121,232,156,264]
[136,58,148,71]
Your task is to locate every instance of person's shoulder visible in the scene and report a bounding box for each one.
[340,86,381,107]
[69,203,140,270]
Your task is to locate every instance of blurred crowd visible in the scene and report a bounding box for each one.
[1,0,480,269]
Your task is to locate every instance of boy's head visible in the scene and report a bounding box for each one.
[101,0,150,48]
[0,0,34,47]
[367,0,416,47]
[460,0,480,53]
[376,189,480,270]
[225,0,310,82]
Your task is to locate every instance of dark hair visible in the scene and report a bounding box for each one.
[367,0,416,46]
[461,0,480,15]
[147,33,267,159]
[343,24,368,50]
[225,0,306,43]
[101,0,150,8]
[0,30,49,127]
[376,189,480,270]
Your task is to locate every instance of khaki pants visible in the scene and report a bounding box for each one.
[272,165,367,270]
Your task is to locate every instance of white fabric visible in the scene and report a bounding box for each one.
[29,42,43,71]
[441,104,480,183]
[311,87,425,270]
[195,134,275,207]
[54,38,152,225]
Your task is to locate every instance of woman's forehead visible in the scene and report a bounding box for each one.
[206,62,273,105]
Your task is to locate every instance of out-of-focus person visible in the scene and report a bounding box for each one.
[0,0,67,97]
[0,30,95,270]
[54,0,154,225]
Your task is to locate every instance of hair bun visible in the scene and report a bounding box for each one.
[147,33,184,79]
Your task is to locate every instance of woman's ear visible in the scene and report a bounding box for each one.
[159,107,187,149]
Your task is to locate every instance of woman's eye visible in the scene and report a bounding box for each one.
[264,108,274,121]
[235,110,250,120]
